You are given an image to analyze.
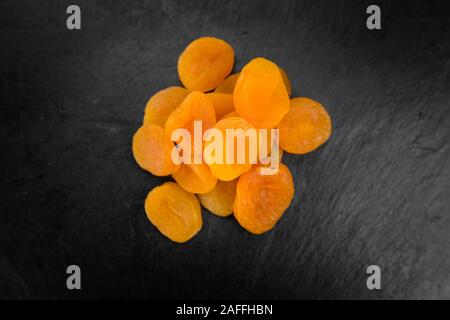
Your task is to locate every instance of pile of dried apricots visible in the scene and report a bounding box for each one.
[132,37,332,243]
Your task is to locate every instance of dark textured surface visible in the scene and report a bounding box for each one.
[0,0,449,299]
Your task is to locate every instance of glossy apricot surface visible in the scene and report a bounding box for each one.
[278,97,332,154]
[214,72,240,94]
[198,179,237,217]
[145,182,202,243]
[234,58,290,128]
[204,116,255,181]
[165,91,216,142]
[178,37,234,92]
[132,125,179,176]
[172,162,217,194]
[206,93,235,120]
[143,86,189,128]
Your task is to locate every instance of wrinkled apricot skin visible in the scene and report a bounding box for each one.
[145,182,202,243]
[206,93,235,120]
[234,58,290,128]
[205,117,255,181]
[165,91,216,141]
[178,37,234,92]
[234,164,294,234]
[172,162,217,194]
[198,179,237,217]
[278,97,332,154]
[214,73,240,94]
[143,86,189,128]
[132,125,179,176]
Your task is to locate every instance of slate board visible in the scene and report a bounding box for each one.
[1,0,449,299]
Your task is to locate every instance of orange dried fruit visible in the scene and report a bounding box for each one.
[221,69,290,96]
[232,125,278,162]
[143,86,189,127]
[220,67,292,96]
[234,164,294,234]
[278,97,332,154]
[234,57,290,128]
[145,182,202,243]
[132,125,179,176]
[204,115,276,165]
[204,116,255,181]
[172,162,217,194]
[214,72,240,94]
[206,92,235,120]
[165,91,216,141]
[178,37,234,92]
[221,110,239,119]
[198,179,237,217]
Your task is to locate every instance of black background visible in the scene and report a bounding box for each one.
[1,0,449,299]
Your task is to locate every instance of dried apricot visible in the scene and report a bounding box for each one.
[165,91,216,141]
[278,97,332,154]
[206,93,235,120]
[215,69,290,96]
[205,115,276,163]
[198,179,237,217]
[234,164,294,234]
[132,125,179,176]
[234,58,290,128]
[204,116,255,181]
[178,37,234,92]
[172,162,217,194]
[143,86,189,128]
[221,110,239,119]
[214,73,239,94]
[145,182,202,243]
